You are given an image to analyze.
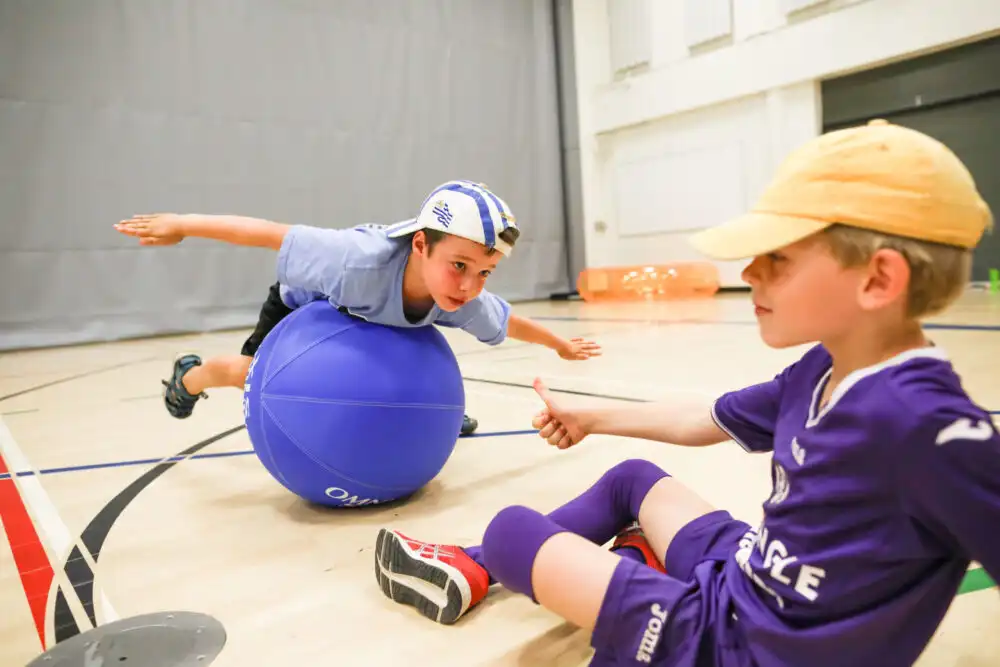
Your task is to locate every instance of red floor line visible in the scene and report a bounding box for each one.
[0,452,53,648]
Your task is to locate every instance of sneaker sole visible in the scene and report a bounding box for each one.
[374,529,468,625]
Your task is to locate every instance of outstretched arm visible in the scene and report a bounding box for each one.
[507,314,601,361]
[116,215,355,298]
[581,397,726,446]
[531,379,727,449]
[115,213,288,249]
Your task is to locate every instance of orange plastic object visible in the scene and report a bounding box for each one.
[576,262,721,302]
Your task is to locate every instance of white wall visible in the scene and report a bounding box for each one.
[572,0,1000,287]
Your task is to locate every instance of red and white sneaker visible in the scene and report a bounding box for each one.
[374,528,490,625]
[611,522,666,574]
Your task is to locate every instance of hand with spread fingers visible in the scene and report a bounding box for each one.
[556,337,602,361]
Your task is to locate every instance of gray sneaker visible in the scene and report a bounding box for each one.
[161,354,207,419]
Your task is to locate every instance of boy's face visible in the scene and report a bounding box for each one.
[740,235,871,348]
[413,233,501,311]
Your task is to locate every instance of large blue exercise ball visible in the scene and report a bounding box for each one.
[242,300,465,507]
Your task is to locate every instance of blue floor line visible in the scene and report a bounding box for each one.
[0,428,538,480]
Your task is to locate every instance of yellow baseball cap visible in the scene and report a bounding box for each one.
[688,119,993,260]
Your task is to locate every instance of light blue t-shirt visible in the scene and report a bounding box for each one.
[274,223,511,345]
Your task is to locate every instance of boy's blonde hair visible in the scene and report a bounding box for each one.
[821,224,976,319]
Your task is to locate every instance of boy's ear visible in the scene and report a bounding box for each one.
[858,248,910,311]
[411,230,428,256]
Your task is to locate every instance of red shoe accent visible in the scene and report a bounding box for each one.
[374,529,489,624]
[611,522,666,574]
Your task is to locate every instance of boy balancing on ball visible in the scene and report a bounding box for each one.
[114,180,600,436]
[372,121,1000,667]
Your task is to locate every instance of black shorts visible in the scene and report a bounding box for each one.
[240,282,294,357]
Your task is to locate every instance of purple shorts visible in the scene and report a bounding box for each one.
[590,510,754,667]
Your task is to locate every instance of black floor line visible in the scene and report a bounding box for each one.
[52,424,246,642]
[47,413,516,641]
[0,357,157,404]
[462,376,649,403]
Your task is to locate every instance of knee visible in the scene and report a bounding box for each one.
[482,505,540,560]
[481,505,557,601]
[598,459,670,517]
[602,459,669,487]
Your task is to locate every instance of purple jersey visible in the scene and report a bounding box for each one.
[712,344,1000,667]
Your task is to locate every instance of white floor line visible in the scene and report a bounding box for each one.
[0,417,118,647]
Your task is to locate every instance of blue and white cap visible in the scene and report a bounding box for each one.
[386,180,518,256]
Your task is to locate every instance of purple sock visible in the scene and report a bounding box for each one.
[546,459,669,544]
[464,459,669,592]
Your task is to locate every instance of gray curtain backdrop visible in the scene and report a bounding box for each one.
[0,0,570,351]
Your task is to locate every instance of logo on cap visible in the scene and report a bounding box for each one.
[432,200,453,228]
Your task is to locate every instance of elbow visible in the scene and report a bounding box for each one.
[266,225,288,250]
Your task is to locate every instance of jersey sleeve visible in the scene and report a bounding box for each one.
[711,377,785,453]
[275,225,354,297]
[440,290,511,345]
[712,345,827,452]
[896,401,1000,587]
[710,346,821,453]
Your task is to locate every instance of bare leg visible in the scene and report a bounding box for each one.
[531,532,622,631]
[182,355,252,394]
[637,478,717,563]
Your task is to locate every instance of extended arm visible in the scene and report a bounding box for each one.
[507,314,567,351]
[178,215,288,249]
[507,314,601,361]
[116,214,354,298]
[115,213,288,249]
[532,360,791,451]
[532,379,727,449]
[580,396,727,447]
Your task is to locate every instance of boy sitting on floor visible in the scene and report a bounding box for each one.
[371,122,1000,667]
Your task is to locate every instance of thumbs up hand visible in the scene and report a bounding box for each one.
[531,378,591,449]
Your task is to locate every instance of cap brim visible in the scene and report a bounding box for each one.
[687,213,832,261]
[385,219,422,238]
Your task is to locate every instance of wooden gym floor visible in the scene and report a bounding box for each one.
[1,291,998,666]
